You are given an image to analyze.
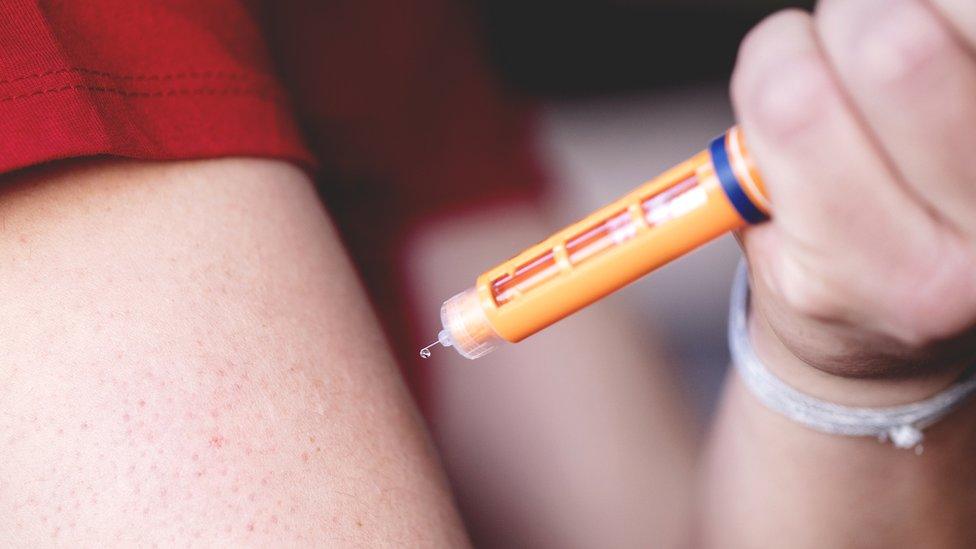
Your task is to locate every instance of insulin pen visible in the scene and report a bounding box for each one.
[421,126,770,360]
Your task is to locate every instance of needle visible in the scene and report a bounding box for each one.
[420,330,453,359]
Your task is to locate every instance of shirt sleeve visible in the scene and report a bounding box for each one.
[0,0,312,174]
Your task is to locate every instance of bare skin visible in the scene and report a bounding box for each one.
[702,1,976,546]
[0,158,468,546]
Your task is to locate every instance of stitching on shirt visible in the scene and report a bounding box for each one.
[0,84,276,103]
[0,68,260,86]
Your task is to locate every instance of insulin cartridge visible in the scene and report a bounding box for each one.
[421,126,770,360]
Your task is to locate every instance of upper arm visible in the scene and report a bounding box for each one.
[0,158,466,546]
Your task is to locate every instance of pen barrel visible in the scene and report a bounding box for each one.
[475,127,768,345]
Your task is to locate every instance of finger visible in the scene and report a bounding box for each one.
[816,0,976,235]
[731,10,943,336]
[929,0,976,52]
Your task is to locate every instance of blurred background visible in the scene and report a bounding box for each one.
[272,1,812,546]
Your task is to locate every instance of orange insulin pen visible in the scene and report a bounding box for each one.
[421,126,770,360]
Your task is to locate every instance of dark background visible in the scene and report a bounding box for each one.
[475,0,816,97]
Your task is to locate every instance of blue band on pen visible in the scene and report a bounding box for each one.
[709,134,767,224]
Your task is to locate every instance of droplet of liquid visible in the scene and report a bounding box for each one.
[419,338,440,359]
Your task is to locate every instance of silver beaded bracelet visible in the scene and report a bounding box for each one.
[729,260,976,453]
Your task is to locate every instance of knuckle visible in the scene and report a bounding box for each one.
[772,256,840,320]
[893,315,952,351]
[732,9,810,96]
[751,56,834,141]
[853,0,954,85]
[893,237,976,347]
[738,8,811,58]
[732,13,836,142]
[779,277,835,320]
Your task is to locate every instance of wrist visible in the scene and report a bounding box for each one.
[749,303,970,407]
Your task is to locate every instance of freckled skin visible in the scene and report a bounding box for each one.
[0,159,469,546]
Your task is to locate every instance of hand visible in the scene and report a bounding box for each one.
[733,0,976,394]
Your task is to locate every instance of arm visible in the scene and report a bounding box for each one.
[700,1,976,546]
[701,328,976,547]
[0,158,467,546]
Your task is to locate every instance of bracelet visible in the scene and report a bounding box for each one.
[729,260,976,453]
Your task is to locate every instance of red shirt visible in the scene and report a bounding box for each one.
[0,1,311,173]
[0,0,544,393]
[0,0,541,205]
